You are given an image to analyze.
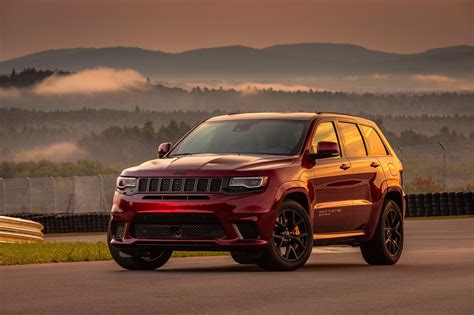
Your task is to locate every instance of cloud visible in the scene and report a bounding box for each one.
[412,74,458,83]
[13,142,87,162]
[372,73,391,80]
[32,67,146,95]
[0,87,21,98]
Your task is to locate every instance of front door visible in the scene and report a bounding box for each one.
[310,121,354,233]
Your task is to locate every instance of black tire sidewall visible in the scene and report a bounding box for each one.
[380,200,404,263]
[107,223,172,270]
[258,200,313,271]
[362,200,404,265]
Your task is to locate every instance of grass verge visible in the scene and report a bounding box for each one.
[0,242,228,266]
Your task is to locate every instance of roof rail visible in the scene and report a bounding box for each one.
[316,111,359,118]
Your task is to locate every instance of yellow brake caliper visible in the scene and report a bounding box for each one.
[292,225,301,249]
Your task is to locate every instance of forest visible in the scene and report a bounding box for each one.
[0,69,472,192]
[1,69,473,115]
[0,68,69,87]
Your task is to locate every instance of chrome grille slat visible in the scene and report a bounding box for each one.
[136,177,224,194]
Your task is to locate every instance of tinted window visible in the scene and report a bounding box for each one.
[338,122,367,158]
[311,122,340,156]
[360,125,388,156]
[170,120,310,156]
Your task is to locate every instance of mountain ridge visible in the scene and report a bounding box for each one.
[1,43,472,78]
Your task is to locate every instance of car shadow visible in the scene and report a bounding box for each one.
[110,261,369,273]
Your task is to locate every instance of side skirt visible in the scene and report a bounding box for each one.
[313,230,366,246]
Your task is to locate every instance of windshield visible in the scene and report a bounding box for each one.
[170,119,310,156]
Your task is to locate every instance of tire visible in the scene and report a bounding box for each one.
[360,200,404,265]
[107,228,172,270]
[256,200,313,271]
[230,251,261,264]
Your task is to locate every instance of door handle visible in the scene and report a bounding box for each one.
[340,163,350,170]
[370,161,380,168]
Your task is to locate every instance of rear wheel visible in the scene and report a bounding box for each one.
[257,200,313,271]
[360,200,404,265]
[107,228,172,270]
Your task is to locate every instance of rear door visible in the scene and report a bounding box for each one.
[310,120,354,233]
[336,121,386,231]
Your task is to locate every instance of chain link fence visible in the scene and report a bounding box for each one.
[0,142,472,215]
[396,142,473,192]
[0,174,118,215]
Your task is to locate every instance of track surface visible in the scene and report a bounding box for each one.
[1,218,473,314]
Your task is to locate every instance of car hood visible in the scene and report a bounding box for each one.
[122,154,297,175]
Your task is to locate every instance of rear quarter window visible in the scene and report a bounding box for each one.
[360,125,388,156]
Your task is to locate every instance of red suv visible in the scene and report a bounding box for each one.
[108,112,405,271]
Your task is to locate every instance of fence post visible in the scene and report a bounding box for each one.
[397,146,404,164]
[50,176,56,213]
[98,174,104,212]
[439,142,447,191]
[73,176,79,213]
[0,178,5,214]
[27,177,32,213]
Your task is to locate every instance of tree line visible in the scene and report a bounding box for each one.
[0,68,69,87]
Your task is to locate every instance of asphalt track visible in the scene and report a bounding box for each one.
[1,218,473,314]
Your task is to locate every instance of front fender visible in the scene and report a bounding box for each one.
[274,180,313,222]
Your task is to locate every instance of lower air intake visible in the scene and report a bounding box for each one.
[132,223,225,240]
[111,221,125,239]
[235,221,259,240]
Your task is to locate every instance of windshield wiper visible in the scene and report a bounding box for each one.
[170,153,194,157]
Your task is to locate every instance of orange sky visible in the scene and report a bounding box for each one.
[0,0,472,61]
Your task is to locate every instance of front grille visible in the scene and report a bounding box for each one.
[130,213,225,240]
[131,213,225,240]
[132,223,225,239]
[137,177,224,194]
[142,195,210,200]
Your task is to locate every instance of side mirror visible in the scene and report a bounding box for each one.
[157,142,172,158]
[309,141,340,161]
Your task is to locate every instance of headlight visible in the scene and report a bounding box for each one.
[116,176,137,192]
[229,176,269,189]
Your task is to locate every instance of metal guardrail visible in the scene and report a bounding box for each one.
[0,216,44,243]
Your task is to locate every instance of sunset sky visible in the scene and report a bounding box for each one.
[0,0,472,61]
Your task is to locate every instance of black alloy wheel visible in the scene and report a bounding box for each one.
[360,199,404,265]
[257,200,313,271]
[384,208,402,256]
[273,209,310,261]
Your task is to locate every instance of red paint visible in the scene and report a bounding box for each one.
[110,112,404,252]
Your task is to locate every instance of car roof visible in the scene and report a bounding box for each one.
[207,112,318,121]
[207,112,375,125]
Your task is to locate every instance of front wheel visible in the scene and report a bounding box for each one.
[360,200,404,265]
[107,229,172,270]
[257,200,313,271]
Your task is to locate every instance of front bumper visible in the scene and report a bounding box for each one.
[109,186,281,252]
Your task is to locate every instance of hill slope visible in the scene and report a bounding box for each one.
[0,43,472,79]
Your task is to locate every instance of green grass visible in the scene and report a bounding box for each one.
[406,215,474,221]
[0,242,228,266]
[3,215,472,266]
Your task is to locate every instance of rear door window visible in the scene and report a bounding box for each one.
[338,122,367,158]
[360,125,388,156]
